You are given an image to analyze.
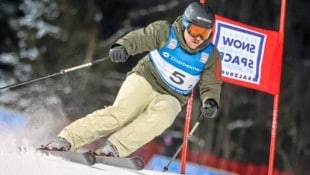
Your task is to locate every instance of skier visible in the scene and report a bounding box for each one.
[44,2,222,158]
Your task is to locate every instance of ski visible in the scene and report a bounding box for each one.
[95,155,145,170]
[38,150,96,166]
[37,149,145,170]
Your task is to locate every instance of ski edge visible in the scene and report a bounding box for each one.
[38,150,96,166]
[36,148,145,170]
[95,155,145,170]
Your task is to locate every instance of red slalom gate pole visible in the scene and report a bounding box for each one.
[268,0,286,174]
[180,90,194,174]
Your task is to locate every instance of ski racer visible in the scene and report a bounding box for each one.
[44,1,222,157]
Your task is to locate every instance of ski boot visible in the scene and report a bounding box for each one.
[94,140,119,157]
[41,137,71,151]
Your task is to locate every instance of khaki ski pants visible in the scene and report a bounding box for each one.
[58,73,181,157]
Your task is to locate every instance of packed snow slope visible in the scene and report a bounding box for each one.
[0,148,180,175]
[0,114,180,175]
[0,110,235,175]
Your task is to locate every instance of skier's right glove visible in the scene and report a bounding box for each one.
[44,137,71,151]
[201,99,218,119]
[109,45,129,63]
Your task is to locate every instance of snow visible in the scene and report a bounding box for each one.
[0,126,179,175]
[0,110,232,175]
[0,109,179,175]
[0,148,180,175]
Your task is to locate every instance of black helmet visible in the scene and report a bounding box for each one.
[183,2,215,29]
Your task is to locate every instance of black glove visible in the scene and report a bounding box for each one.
[109,45,128,63]
[201,99,218,118]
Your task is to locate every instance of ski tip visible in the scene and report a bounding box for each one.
[132,156,145,170]
[84,152,97,165]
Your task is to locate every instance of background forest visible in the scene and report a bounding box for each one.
[0,0,309,175]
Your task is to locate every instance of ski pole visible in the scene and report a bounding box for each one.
[0,57,109,90]
[163,115,204,172]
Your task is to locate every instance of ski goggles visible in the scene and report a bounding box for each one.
[186,24,212,39]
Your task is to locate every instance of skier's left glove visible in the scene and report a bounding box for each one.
[44,137,71,151]
[201,99,218,118]
[109,45,129,63]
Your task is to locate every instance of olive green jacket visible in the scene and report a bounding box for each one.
[115,16,222,106]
